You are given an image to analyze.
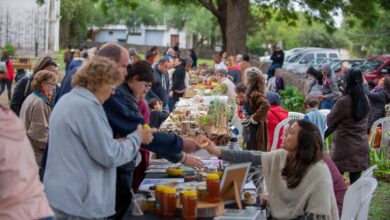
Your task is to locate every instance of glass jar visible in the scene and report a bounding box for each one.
[155,185,168,217]
[207,173,220,203]
[182,190,197,220]
[163,187,177,219]
[197,186,207,202]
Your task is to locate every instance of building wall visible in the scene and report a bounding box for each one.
[94,30,127,43]
[0,0,60,53]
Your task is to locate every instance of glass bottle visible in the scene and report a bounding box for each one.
[207,173,220,203]
[182,190,197,220]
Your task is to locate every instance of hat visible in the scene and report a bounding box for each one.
[128,47,137,56]
[266,91,281,106]
[33,55,57,74]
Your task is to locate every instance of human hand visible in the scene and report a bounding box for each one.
[318,95,326,102]
[181,154,204,169]
[196,135,221,157]
[137,124,154,145]
[182,138,202,153]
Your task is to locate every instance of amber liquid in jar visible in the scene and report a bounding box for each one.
[182,191,197,220]
[155,186,167,217]
[163,188,177,219]
[207,174,220,203]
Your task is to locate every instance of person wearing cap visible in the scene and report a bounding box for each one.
[214,68,236,98]
[266,91,288,150]
[10,55,58,116]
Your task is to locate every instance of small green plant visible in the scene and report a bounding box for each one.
[4,43,15,56]
[199,115,213,126]
[370,147,390,181]
[278,86,305,113]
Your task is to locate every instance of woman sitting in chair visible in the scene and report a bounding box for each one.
[198,120,339,219]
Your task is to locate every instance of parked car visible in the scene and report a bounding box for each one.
[333,59,365,76]
[284,48,341,75]
[361,55,390,87]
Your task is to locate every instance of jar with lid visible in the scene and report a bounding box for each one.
[163,187,177,219]
[207,173,220,203]
[197,186,207,202]
[155,185,167,217]
[182,190,197,220]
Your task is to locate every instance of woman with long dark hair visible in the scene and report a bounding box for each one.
[307,67,323,97]
[242,67,270,151]
[198,120,339,219]
[327,68,370,184]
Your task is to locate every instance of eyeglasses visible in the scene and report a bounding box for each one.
[144,82,152,88]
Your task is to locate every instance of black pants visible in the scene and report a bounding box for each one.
[109,169,134,220]
[0,78,12,101]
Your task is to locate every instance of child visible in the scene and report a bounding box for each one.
[235,83,246,119]
[149,98,169,128]
[304,96,326,141]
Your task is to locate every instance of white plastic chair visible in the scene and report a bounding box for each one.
[288,112,305,120]
[361,165,378,178]
[340,177,378,220]
[319,109,331,154]
[270,118,290,151]
[369,116,390,148]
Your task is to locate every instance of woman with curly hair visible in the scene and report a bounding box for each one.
[19,70,57,166]
[43,56,154,219]
[242,67,270,151]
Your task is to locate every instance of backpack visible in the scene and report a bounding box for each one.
[0,61,7,76]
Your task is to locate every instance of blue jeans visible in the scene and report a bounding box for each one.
[320,99,334,109]
[266,63,282,79]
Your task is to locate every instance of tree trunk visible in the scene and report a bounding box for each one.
[225,0,249,55]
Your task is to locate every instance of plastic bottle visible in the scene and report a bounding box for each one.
[207,173,220,203]
[182,190,197,220]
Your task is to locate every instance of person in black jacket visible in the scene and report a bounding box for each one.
[171,56,193,107]
[266,45,284,79]
[10,55,57,116]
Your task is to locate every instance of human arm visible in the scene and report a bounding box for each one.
[326,96,347,130]
[198,136,262,166]
[323,76,340,100]
[79,107,142,168]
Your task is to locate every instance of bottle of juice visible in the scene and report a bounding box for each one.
[207,173,220,203]
[182,190,197,220]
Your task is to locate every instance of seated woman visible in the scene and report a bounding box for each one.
[19,70,57,166]
[44,56,154,219]
[199,119,339,219]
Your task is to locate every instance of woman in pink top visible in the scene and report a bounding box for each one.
[0,106,53,220]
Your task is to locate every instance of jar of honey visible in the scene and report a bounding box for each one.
[197,186,207,202]
[207,173,220,203]
[163,187,177,219]
[182,190,197,220]
[155,185,167,217]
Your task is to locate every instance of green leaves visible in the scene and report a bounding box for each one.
[279,86,305,113]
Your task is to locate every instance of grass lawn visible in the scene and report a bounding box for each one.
[369,180,390,219]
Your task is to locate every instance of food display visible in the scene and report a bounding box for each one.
[160,95,235,146]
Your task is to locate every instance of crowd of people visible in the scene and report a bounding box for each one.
[0,42,389,220]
